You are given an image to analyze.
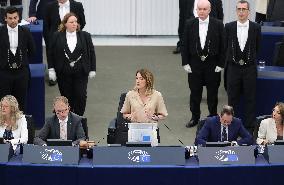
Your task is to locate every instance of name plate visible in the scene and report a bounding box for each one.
[198,146,255,165]
[22,144,79,165]
[93,146,185,165]
[0,144,13,163]
[264,145,284,164]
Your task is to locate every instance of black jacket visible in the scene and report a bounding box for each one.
[0,25,35,69]
[48,31,96,74]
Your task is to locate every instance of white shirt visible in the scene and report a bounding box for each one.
[0,115,28,150]
[59,0,70,20]
[237,20,249,52]
[66,31,77,53]
[193,0,199,18]
[199,17,209,49]
[58,116,68,140]
[7,25,19,55]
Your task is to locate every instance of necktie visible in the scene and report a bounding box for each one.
[221,126,227,142]
[60,121,67,140]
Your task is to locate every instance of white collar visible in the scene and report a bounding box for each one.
[58,116,68,124]
[7,25,18,32]
[59,0,70,8]
[66,31,76,37]
[237,20,249,27]
[199,17,209,24]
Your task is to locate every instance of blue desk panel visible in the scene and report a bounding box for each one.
[256,66,284,116]
[258,26,284,66]
[25,20,43,64]
[27,64,45,128]
[0,155,283,185]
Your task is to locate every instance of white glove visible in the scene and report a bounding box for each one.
[183,64,192,73]
[214,66,223,72]
[88,71,96,79]
[48,68,57,81]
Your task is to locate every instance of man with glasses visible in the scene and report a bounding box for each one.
[224,0,261,134]
[195,105,252,146]
[34,96,86,146]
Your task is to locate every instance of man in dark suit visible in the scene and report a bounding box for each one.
[34,96,86,146]
[0,0,22,24]
[173,0,223,54]
[27,0,57,22]
[224,0,261,134]
[181,0,225,128]
[44,0,86,85]
[195,105,253,146]
[0,6,35,112]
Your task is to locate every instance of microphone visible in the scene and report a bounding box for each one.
[3,129,14,140]
[162,123,185,146]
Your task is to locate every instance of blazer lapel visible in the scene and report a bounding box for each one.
[67,113,72,140]
[18,26,23,48]
[54,117,60,138]
[3,26,10,48]
[70,0,76,13]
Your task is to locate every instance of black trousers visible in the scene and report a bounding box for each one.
[255,12,266,24]
[0,67,29,112]
[226,64,257,130]
[57,70,88,116]
[188,62,221,120]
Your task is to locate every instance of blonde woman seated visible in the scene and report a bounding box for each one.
[257,102,284,145]
[0,95,28,150]
[121,69,168,123]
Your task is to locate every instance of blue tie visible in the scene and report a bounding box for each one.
[222,126,227,142]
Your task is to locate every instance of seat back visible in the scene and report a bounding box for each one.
[195,118,207,138]
[116,92,128,131]
[25,115,35,144]
[81,117,88,140]
[273,42,284,66]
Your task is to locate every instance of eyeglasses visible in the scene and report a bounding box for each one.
[55,108,68,114]
[237,8,249,12]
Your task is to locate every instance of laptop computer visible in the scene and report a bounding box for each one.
[46,139,73,146]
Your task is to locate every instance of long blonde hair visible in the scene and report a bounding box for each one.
[58,12,81,32]
[0,95,23,130]
[134,69,154,96]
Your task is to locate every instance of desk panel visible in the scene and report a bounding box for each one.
[0,154,283,185]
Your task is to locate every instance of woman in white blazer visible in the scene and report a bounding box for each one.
[257,102,284,145]
[0,95,28,150]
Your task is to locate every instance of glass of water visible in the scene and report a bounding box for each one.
[258,60,266,69]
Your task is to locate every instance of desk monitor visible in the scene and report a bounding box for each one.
[274,140,284,145]
[128,122,158,146]
[0,138,3,144]
[205,142,231,147]
[46,139,73,146]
